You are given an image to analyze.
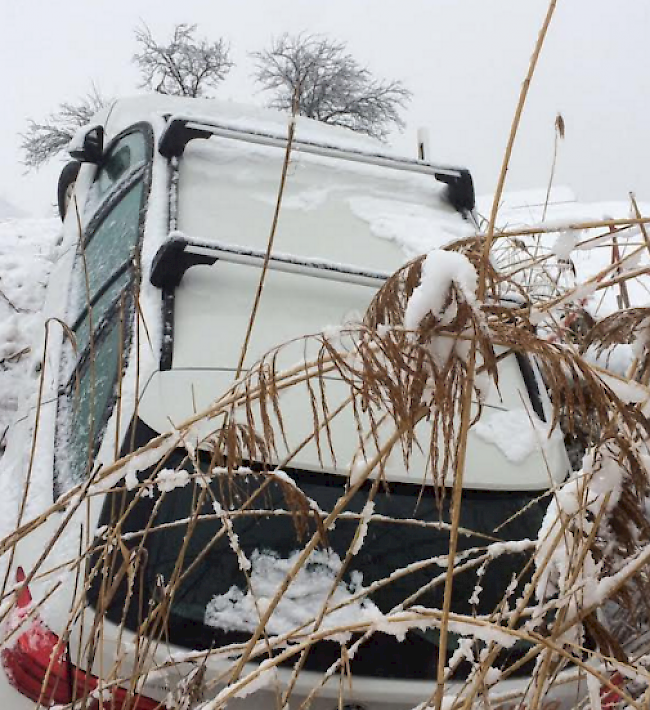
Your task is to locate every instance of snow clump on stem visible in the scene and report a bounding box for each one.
[403,250,478,331]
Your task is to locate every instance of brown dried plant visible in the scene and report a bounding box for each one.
[5,211,650,710]
[8,4,650,708]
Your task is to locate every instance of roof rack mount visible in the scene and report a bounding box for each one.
[150,234,391,291]
[158,116,475,214]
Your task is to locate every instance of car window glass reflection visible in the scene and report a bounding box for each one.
[85,132,146,217]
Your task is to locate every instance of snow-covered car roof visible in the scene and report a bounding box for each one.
[99,93,397,154]
[93,94,476,265]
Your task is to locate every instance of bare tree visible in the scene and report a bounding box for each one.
[252,34,411,139]
[21,88,108,169]
[134,23,233,98]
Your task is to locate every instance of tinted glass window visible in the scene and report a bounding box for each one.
[73,269,131,355]
[57,128,150,494]
[70,181,143,325]
[91,449,542,680]
[85,183,142,297]
[87,132,147,212]
[65,320,124,484]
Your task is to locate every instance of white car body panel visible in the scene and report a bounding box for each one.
[1,95,579,710]
[68,607,587,710]
[138,359,566,490]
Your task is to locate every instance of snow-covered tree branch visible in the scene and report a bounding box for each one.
[20,88,107,169]
[252,33,411,140]
[133,23,233,98]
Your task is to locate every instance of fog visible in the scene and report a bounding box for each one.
[2,1,648,215]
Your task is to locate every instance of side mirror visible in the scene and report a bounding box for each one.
[68,125,104,164]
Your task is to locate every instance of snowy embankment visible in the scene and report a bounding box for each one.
[0,216,59,708]
[477,187,650,317]
[478,188,650,377]
[0,217,60,457]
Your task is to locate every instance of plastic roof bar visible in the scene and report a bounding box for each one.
[150,235,392,291]
[157,115,476,214]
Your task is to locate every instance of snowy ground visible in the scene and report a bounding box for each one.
[0,216,60,708]
[0,217,60,458]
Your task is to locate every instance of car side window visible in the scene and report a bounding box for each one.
[86,131,147,216]
[69,181,144,338]
[56,126,151,495]
[65,320,124,484]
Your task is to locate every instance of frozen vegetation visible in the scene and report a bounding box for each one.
[2,181,650,707]
[2,95,650,709]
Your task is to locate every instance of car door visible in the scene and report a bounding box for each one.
[55,125,153,496]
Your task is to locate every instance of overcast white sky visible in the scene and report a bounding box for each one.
[2,1,649,216]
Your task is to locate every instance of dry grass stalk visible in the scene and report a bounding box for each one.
[6,214,650,708]
[7,16,650,710]
[479,0,559,287]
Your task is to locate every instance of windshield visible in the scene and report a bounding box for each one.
[89,432,544,681]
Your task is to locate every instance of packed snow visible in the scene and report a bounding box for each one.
[349,195,474,258]
[155,467,192,492]
[551,229,580,260]
[0,216,61,709]
[99,94,393,155]
[403,249,478,331]
[473,409,560,464]
[204,548,379,637]
[478,187,650,319]
[0,196,27,221]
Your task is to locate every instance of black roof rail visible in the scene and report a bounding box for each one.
[158,119,213,160]
[434,169,475,214]
[150,235,218,290]
[158,115,475,215]
[150,234,391,291]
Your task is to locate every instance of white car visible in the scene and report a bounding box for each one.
[1,95,580,710]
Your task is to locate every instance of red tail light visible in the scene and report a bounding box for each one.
[600,671,624,708]
[1,567,71,705]
[14,566,32,609]
[2,567,159,709]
